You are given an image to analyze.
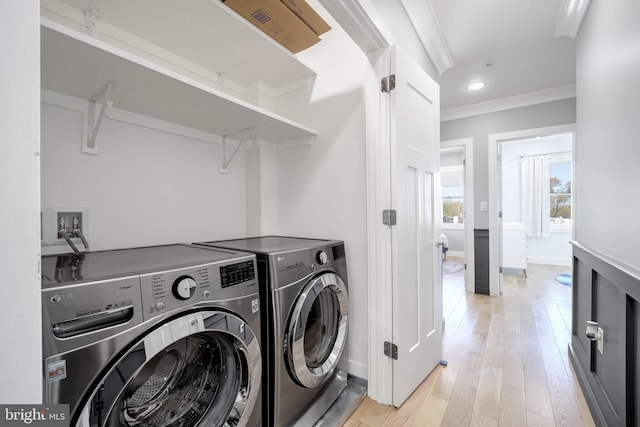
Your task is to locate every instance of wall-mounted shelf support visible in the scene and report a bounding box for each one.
[218,59,249,89]
[84,80,115,155]
[83,0,101,36]
[220,126,255,174]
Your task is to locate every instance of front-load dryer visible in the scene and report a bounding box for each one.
[41,244,262,427]
[195,237,349,427]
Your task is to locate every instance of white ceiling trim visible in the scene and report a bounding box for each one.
[399,0,454,76]
[554,0,593,39]
[318,0,394,54]
[441,84,576,122]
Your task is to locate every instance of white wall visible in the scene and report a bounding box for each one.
[246,142,279,236]
[275,5,371,379]
[576,1,640,268]
[442,228,464,254]
[41,102,248,253]
[441,150,463,168]
[501,134,572,265]
[0,0,42,403]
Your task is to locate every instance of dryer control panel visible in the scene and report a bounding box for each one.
[139,256,257,321]
[270,243,347,289]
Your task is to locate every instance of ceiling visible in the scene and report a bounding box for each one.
[429,0,577,112]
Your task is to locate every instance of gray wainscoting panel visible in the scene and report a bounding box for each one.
[570,242,640,427]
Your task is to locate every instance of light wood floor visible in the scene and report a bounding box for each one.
[344,261,595,427]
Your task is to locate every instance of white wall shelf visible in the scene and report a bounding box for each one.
[41,18,319,145]
[41,0,318,90]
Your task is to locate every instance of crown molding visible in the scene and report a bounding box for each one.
[554,0,593,39]
[399,0,454,75]
[318,0,394,54]
[441,84,577,122]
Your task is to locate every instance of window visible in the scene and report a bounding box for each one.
[549,160,571,225]
[442,185,464,224]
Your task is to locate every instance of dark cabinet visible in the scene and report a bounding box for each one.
[474,229,490,295]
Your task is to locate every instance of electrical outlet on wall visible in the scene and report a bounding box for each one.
[598,327,604,355]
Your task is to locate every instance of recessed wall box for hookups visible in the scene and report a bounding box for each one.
[280,0,331,36]
[222,0,321,53]
[41,208,90,254]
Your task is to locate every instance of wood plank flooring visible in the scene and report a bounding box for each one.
[344,262,595,427]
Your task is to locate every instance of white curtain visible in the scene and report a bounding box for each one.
[520,155,550,237]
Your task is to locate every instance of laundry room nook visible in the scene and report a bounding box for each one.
[34,0,372,425]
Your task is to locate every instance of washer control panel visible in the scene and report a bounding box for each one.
[139,256,257,321]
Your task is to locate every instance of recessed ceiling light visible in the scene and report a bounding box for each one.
[466,81,486,91]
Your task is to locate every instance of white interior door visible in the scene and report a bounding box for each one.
[390,46,442,407]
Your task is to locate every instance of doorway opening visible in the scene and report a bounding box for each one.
[440,138,474,311]
[500,133,573,277]
[488,123,576,295]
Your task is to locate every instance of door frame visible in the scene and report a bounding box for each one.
[488,124,576,295]
[365,46,394,404]
[318,0,441,405]
[317,0,394,403]
[317,0,395,405]
[440,138,475,291]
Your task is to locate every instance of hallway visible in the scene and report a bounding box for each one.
[344,263,595,426]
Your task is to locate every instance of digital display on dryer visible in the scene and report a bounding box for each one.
[332,244,346,260]
[220,260,255,288]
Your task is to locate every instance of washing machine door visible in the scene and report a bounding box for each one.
[77,310,260,427]
[285,272,348,389]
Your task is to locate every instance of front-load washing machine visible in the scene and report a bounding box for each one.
[41,244,262,427]
[195,237,349,427]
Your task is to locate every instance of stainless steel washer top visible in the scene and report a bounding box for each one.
[196,236,338,255]
[41,243,244,287]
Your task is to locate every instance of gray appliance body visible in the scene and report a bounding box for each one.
[195,237,349,427]
[41,244,262,427]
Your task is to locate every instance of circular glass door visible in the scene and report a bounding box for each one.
[82,311,260,427]
[286,272,348,388]
[111,333,237,427]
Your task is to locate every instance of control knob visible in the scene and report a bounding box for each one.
[316,250,329,265]
[173,276,197,300]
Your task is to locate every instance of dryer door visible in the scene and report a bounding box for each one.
[77,310,260,427]
[285,272,348,388]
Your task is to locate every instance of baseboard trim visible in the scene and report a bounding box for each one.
[444,250,464,258]
[527,256,572,266]
[348,359,368,381]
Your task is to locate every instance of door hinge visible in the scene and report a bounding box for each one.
[500,266,503,274]
[384,341,398,360]
[464,263,467,269]
[382,209,397,226]
[381,74,396,93]
[499,211,503,218]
